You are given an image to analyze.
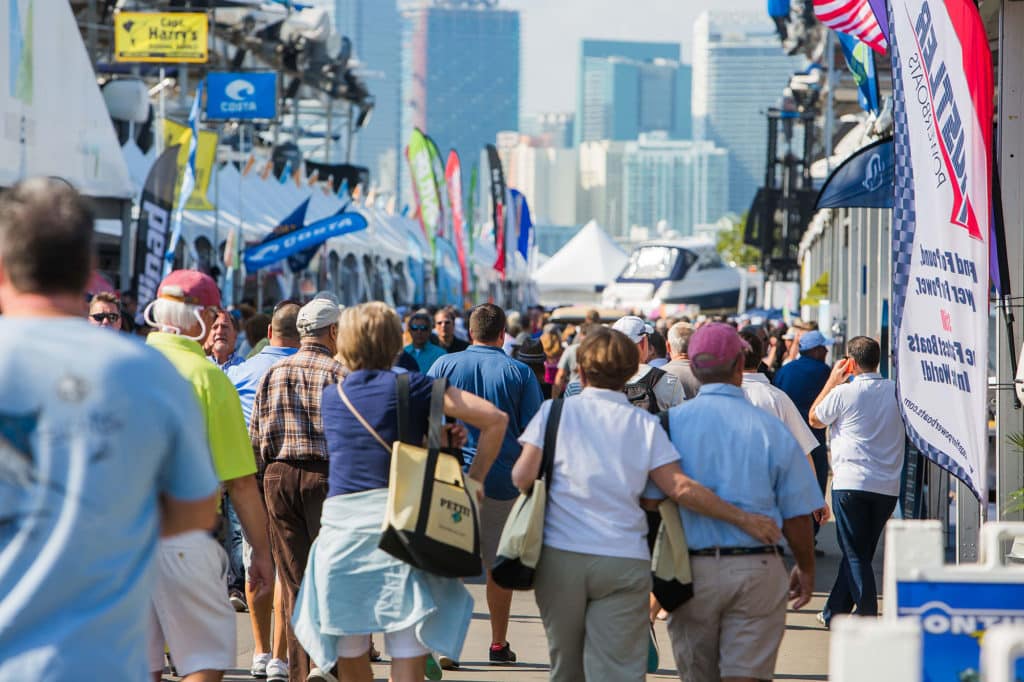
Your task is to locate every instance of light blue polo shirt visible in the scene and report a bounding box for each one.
[429,345,544,500]
[0,317,218,681]
[227,345,299,426]
[646,382,824,549]
[404,342,447,374]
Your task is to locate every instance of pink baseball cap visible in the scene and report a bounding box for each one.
[688,322,751,370]
[157,270,221,308]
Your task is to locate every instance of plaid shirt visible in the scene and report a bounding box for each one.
[250,343,345,471]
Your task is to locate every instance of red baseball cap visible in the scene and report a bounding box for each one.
[688,323,751,370]
[157,270,221,308]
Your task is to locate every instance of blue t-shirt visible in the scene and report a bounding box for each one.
[429,345,544,500]
[773,355,832,443]
[322,370,434,497]
[227,345,299,426]
[0,317,218,682]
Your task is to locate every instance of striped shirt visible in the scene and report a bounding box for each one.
[249,343,345,472]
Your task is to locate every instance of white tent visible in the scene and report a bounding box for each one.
[532,221,627,306]
[0,0,133,200]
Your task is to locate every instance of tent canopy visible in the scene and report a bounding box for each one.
[532,221,627,290]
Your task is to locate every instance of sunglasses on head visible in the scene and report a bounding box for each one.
[90,312,120,323]
[409,325,429,332]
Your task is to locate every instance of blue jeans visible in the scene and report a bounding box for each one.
[222,495,245,591]
[823,489,897,624]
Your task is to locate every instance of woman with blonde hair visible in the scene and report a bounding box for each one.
[540,330,563,386]
[292,302,508,682]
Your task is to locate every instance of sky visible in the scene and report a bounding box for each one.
[503,0,764,115]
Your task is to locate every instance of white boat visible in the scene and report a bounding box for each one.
[601,237,763,315]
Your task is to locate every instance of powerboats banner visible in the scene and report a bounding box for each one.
[133,147,180,312]
[485,144,507,279]
[890,0,993,499]
[446,151,470,297]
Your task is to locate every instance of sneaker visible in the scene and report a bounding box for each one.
[425,654,443,680]
[306,666,338,682]
[438,655,460,670]
[816,611,829,629]
[229,589,248,612]
[647,625,659,673]
[489,641,517,664]
[266,658,288,682]
[369,641,382,662]
[251,652,270,678]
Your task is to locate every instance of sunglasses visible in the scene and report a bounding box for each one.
[409,325,429,332]
[90,312,120,323]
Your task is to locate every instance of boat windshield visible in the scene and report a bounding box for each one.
[618,246,695,281]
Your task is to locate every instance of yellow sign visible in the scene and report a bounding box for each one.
[114,12,208,63]
[800,272,830,306]
[163,119,218,211]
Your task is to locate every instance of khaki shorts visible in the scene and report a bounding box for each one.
[666,552,788,680]
[479,496,517,570]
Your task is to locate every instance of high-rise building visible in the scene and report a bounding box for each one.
[691,12,802,213]
[400,1,520,202]
[621,134,729,239]
[333,0,403,193]
[496,134,578,226]
[577,140,627,237]
[520,112,574,148]
[576,40,691,145]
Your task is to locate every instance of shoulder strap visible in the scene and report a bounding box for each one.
[337,384,391,454]
[658,410,671,438]
[427,377,447,452]
[395,372,410,444]
[541,399,564,483]
[645,366,667,386]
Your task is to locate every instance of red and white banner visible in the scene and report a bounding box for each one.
[445,150,470,297]
[890,0,993,499]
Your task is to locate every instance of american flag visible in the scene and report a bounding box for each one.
[814,0,888,54]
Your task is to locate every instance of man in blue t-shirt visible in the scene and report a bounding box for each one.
[0,178,220,681]
[429,304,543,666]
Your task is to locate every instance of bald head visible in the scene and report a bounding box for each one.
[270,303,300,347]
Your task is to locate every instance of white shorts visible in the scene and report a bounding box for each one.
[336,624,428,660]
[148,531,237,675]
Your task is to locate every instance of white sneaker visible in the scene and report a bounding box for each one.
[306,667,338,682]
[266,658,289,682]
[251,652,270,678]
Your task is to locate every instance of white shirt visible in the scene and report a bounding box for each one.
[812,373,905,496]
[742,373,820,455]
[519,388,679,560]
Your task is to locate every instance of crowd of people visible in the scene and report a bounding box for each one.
[1,178,907,682]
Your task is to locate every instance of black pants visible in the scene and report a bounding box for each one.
[823,489,897,624]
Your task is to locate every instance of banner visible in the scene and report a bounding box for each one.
[425,135,450,239]
[890,0,993,499]
[205,71,277,121]
[485,144,507,278]
[406,129,442,256]
[837,33,880,113]
[244,211,369,271]
[164,81,203,277]
[162,119,217,210]
[133,147,180,311]
[510,188,534,261]
[814,137,894,210]
[445,151,470,297]
[114,11,208,63]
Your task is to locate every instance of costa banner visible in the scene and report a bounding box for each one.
[244,212,369,271]
[406,129,441,256]
[133,147,180,312]
[485,144,507,278]
[890,0,993,499]
[445,151,470,297]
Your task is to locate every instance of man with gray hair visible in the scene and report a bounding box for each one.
[145,270,274,681]
[663,321,701,400]
[249,294,345,682]
[0,178,220,680]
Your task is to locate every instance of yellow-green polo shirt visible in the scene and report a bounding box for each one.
[147,332,257,483]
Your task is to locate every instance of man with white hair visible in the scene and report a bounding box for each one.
[0,178,219,681]
[249,294,345,682]
[612,315,683,412]
[663,321,701,400]
[145,270,274,682]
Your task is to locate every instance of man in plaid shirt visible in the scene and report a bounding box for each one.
[250,295,345,682]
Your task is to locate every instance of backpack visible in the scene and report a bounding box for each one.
[623,366,666,414]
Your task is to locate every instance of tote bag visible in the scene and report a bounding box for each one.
[652,411,693,610]
[491,399,564,590]
[338,374,482,578]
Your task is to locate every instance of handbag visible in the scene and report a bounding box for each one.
[491,398,564,590]
[337,373,482,578]
[651,411,694,610]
